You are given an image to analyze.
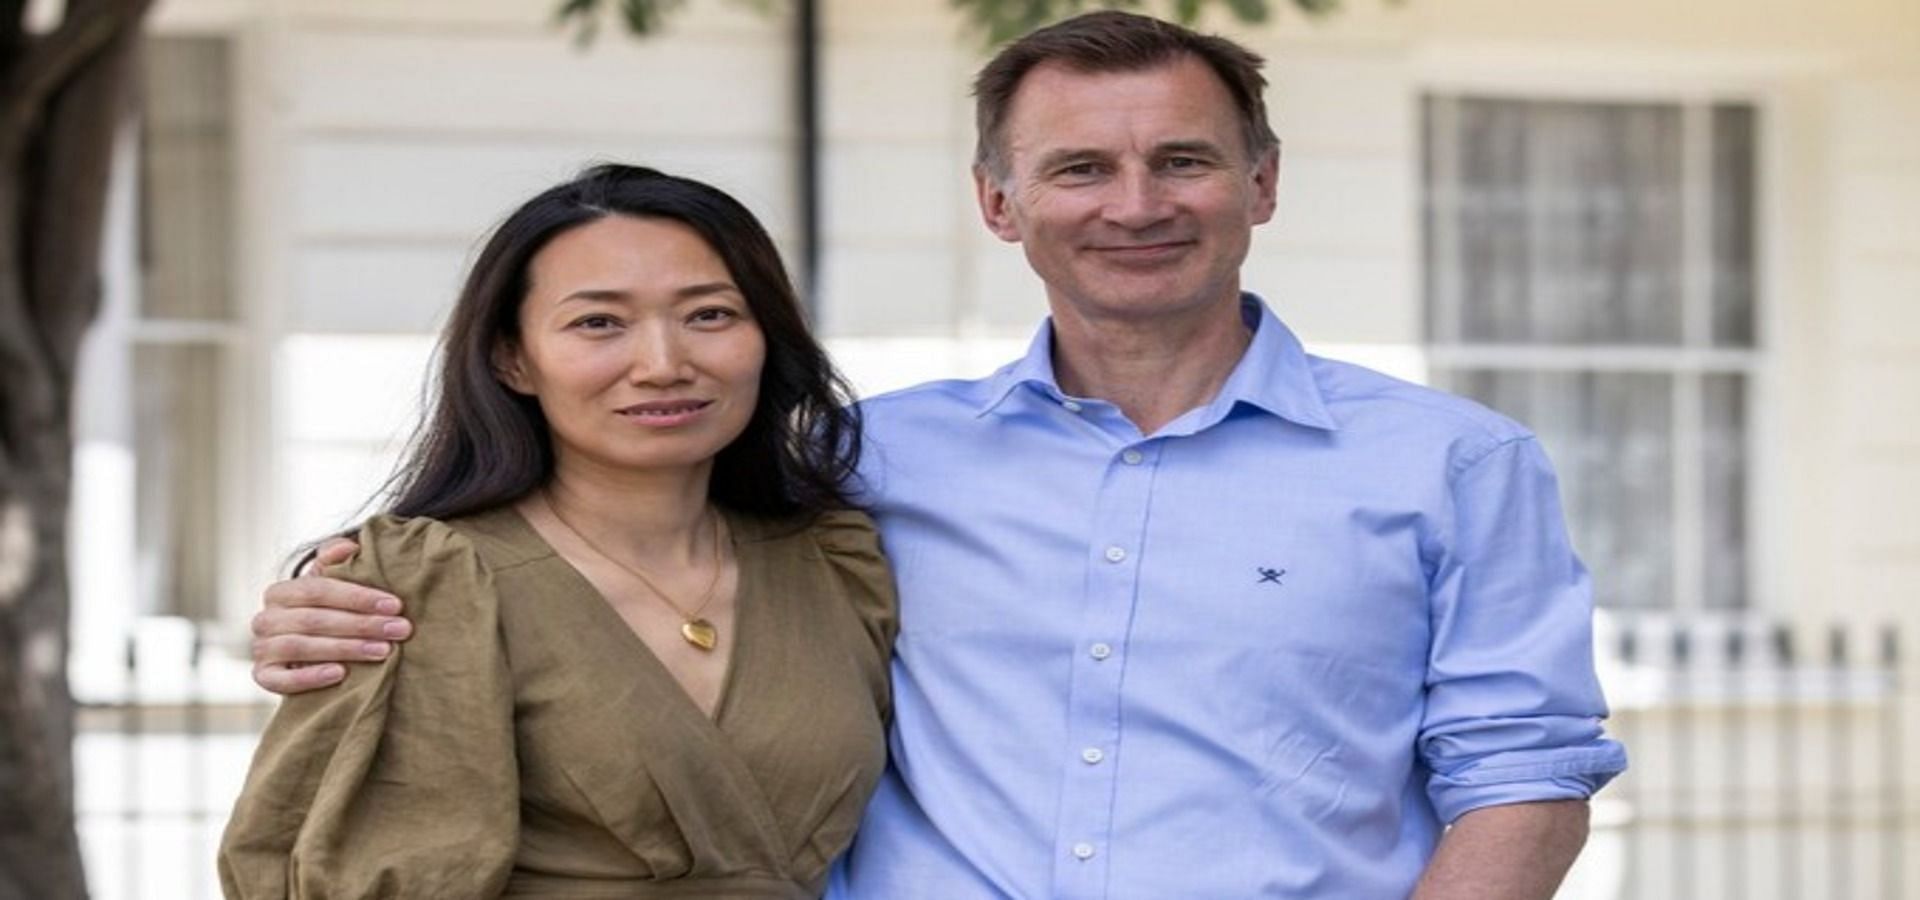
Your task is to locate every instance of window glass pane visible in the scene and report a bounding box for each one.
[1711,104,1758,348]
[1431,98,1685,345]
[1702,373,1749,608]
[140,37,232,321]
[1446,369,1674,609]
[133,344,223,619]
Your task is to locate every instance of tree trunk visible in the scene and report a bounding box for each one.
[0,1,153,897]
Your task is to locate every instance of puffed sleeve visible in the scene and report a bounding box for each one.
[1419,438,1629,824]
[219,515,518,899]
[809,509,899,709]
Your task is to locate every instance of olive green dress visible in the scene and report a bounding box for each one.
[219,506,896,899]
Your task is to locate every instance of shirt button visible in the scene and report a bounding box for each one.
[1062,400,1084,413]
[1121,449,1144,465]
[1104,546,1127,563]
[1089,642,1113,660]
[1072,842,1096,860]
[1081,747,1105,764]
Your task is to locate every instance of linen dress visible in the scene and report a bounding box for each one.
[219,506,896,899]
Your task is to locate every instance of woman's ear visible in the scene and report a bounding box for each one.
[493,340,534,395]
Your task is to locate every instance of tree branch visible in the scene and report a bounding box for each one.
[0,0,152,152]
[0,1,28,80]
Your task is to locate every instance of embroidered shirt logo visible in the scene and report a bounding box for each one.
[1256,567,1287,585]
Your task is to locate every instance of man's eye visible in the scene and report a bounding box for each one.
[1057,162,1102,178]
[1165,156,1206,170]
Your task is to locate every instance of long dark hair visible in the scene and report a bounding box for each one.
[381,164,861,523]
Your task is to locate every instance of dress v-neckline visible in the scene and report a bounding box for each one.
[501,504,754,727]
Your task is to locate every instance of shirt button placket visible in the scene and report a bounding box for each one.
[1054,440,1153,900]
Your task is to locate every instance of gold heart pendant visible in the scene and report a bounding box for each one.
[680,619,719,651]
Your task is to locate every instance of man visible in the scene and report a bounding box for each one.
[252,12,1625,898]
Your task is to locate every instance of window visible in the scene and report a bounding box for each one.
[131,36,239,620]
[1423,95,1759,611]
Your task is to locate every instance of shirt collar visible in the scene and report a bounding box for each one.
[973,293,1340,433]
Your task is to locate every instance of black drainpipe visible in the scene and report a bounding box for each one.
[795,0,822,317]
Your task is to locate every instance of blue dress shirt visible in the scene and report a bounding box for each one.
[832,296,1627,899]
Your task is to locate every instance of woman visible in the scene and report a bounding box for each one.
[219,165,894,898]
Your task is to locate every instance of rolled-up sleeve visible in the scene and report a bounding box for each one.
[1420,436,1629,824]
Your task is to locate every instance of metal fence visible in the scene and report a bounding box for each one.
[1593,619,1908,900]
[72,618,1911,900]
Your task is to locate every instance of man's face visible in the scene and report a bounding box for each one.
[976,57,1278,327]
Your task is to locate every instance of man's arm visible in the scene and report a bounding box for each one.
[1411,800,1589,900]
[250,537,413,694]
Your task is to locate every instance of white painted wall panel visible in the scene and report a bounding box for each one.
[1840,456,1920,551]
[823,141,964,243]
[964,241,1050,333]
[284,28,789,138]
[292,137,792,242]
[1266,50,1414,154]
[1834,79,1920,165]
[279,335,436,445]
[1832,260,1920,353]
[1270,152,1412,254]
[292,245,471,334]
[1836,356,1920,451]
[280,0,773,35]
[825,42,967,141]
[817,246,957,335]
[1833,170,1920,257]
[1244,245,1414,344]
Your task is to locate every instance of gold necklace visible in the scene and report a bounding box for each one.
[539,491,728,651]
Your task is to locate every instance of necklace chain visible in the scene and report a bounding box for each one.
[539,491,728,650]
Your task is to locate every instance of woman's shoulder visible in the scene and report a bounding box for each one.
[761,508,894,620]
[731,507,879,561]
[351,506,550,575]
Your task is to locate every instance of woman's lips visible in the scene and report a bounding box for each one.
[615,399,712,427]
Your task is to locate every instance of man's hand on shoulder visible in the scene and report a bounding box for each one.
[251,537,414,695]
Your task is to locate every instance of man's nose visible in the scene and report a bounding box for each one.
[1103,167,1174,230]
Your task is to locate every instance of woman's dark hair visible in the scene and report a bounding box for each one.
[381,163,861,523]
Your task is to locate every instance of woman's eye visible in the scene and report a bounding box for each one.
[571,314,620,330]
[691,307,740,325]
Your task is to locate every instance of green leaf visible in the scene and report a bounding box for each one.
[1222,0,1274,23]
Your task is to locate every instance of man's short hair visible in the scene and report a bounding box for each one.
[972,10,1281,181]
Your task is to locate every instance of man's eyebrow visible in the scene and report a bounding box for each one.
[1154,139,1230,158]
[1033,148,1108,172]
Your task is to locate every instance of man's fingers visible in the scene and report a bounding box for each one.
[252,632,394,667]
[312,537,359,568]
[262,572,401,617]
[252,604,411,642]
[252,660,348,696]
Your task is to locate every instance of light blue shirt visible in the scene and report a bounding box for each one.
[832,296,1626,899]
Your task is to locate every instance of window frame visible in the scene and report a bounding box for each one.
[1415,74,1778,617]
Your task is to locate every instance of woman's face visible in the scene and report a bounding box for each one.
[500,215,766,480]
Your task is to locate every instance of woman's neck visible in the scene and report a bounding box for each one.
[533,455,718,568]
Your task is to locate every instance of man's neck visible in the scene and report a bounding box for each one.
[1049,296,1253,435]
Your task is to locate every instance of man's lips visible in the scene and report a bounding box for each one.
[1089,240,1195,261]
